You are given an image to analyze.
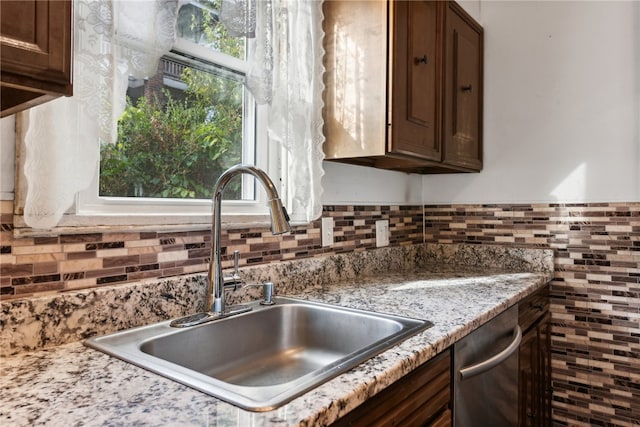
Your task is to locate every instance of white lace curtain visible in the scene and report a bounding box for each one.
[21,0,324,230]
[219,0,325,223]
[22,0,179,229]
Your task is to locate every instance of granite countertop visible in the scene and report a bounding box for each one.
[1,263,551,426]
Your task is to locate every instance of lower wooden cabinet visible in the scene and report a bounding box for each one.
[518,286,552,426]
[429,408,452,427]
[331,349,452,426]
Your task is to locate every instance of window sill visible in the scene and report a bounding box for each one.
[11,213,279,237]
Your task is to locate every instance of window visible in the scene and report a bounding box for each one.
[77,0,275,221]
[17,0,323,233]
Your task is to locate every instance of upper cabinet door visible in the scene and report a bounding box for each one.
[323,0,389,160]
[442,2,483,171]
[390,0,443,162]
[1,0,73,117]
[323,1,483,174]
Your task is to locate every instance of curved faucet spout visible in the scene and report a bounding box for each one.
[208,165,291,314]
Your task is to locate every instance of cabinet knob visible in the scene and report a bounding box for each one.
[461,85,473,92]
[414,55,428,65]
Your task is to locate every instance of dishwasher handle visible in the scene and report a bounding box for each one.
[459,326,522,380]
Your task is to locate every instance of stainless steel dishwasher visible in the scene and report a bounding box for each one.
[453,305,521,426]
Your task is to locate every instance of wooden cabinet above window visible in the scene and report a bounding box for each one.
[1,0,73,118]
[323,0,483,174]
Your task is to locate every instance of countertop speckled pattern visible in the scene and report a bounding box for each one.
[1,266,551,426]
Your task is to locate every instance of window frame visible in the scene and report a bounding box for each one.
[74,37,280,227]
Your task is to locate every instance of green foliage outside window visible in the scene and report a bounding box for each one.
[99,2,247,200]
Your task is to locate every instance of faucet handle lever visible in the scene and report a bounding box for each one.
[233,250,240,276]
[223,250,243,289]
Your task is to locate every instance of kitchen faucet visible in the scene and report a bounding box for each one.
[207,164,291,315]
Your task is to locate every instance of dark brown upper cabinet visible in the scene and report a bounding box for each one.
[443,1,483,171]
[323,1,483,174]
[390,1,442,163]
[1,0,73,118]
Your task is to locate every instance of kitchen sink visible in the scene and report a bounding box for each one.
[84,296,432,411]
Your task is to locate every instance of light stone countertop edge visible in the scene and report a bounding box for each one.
[0,267,552,427]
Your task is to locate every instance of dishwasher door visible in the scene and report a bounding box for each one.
[453,305,521,427]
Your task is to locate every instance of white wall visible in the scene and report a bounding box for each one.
[5,2,638,208]
[322,161,423,205]
[0,116,15,200]
[423,0,640,204]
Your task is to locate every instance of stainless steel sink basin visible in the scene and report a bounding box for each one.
[84,296,432,411]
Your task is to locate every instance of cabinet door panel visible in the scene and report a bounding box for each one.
[1,0,72,88]
[390,0,442,161]
[443,2,482,171]
[322,0,389,159]
[331,349,451,426]
[407,1,438,127]
[538,313,552,426]
[452,31,478,152]
[2,2,40,43]
[518,285,552,427]
[519,327,538,426]
[1,0,73,116]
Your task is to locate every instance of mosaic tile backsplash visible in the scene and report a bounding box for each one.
[0,202,423,299]
[1,200,639,426]
[424,203,640,427]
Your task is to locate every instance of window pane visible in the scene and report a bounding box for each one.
[99,56,245,200]
[175,0,245,59]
